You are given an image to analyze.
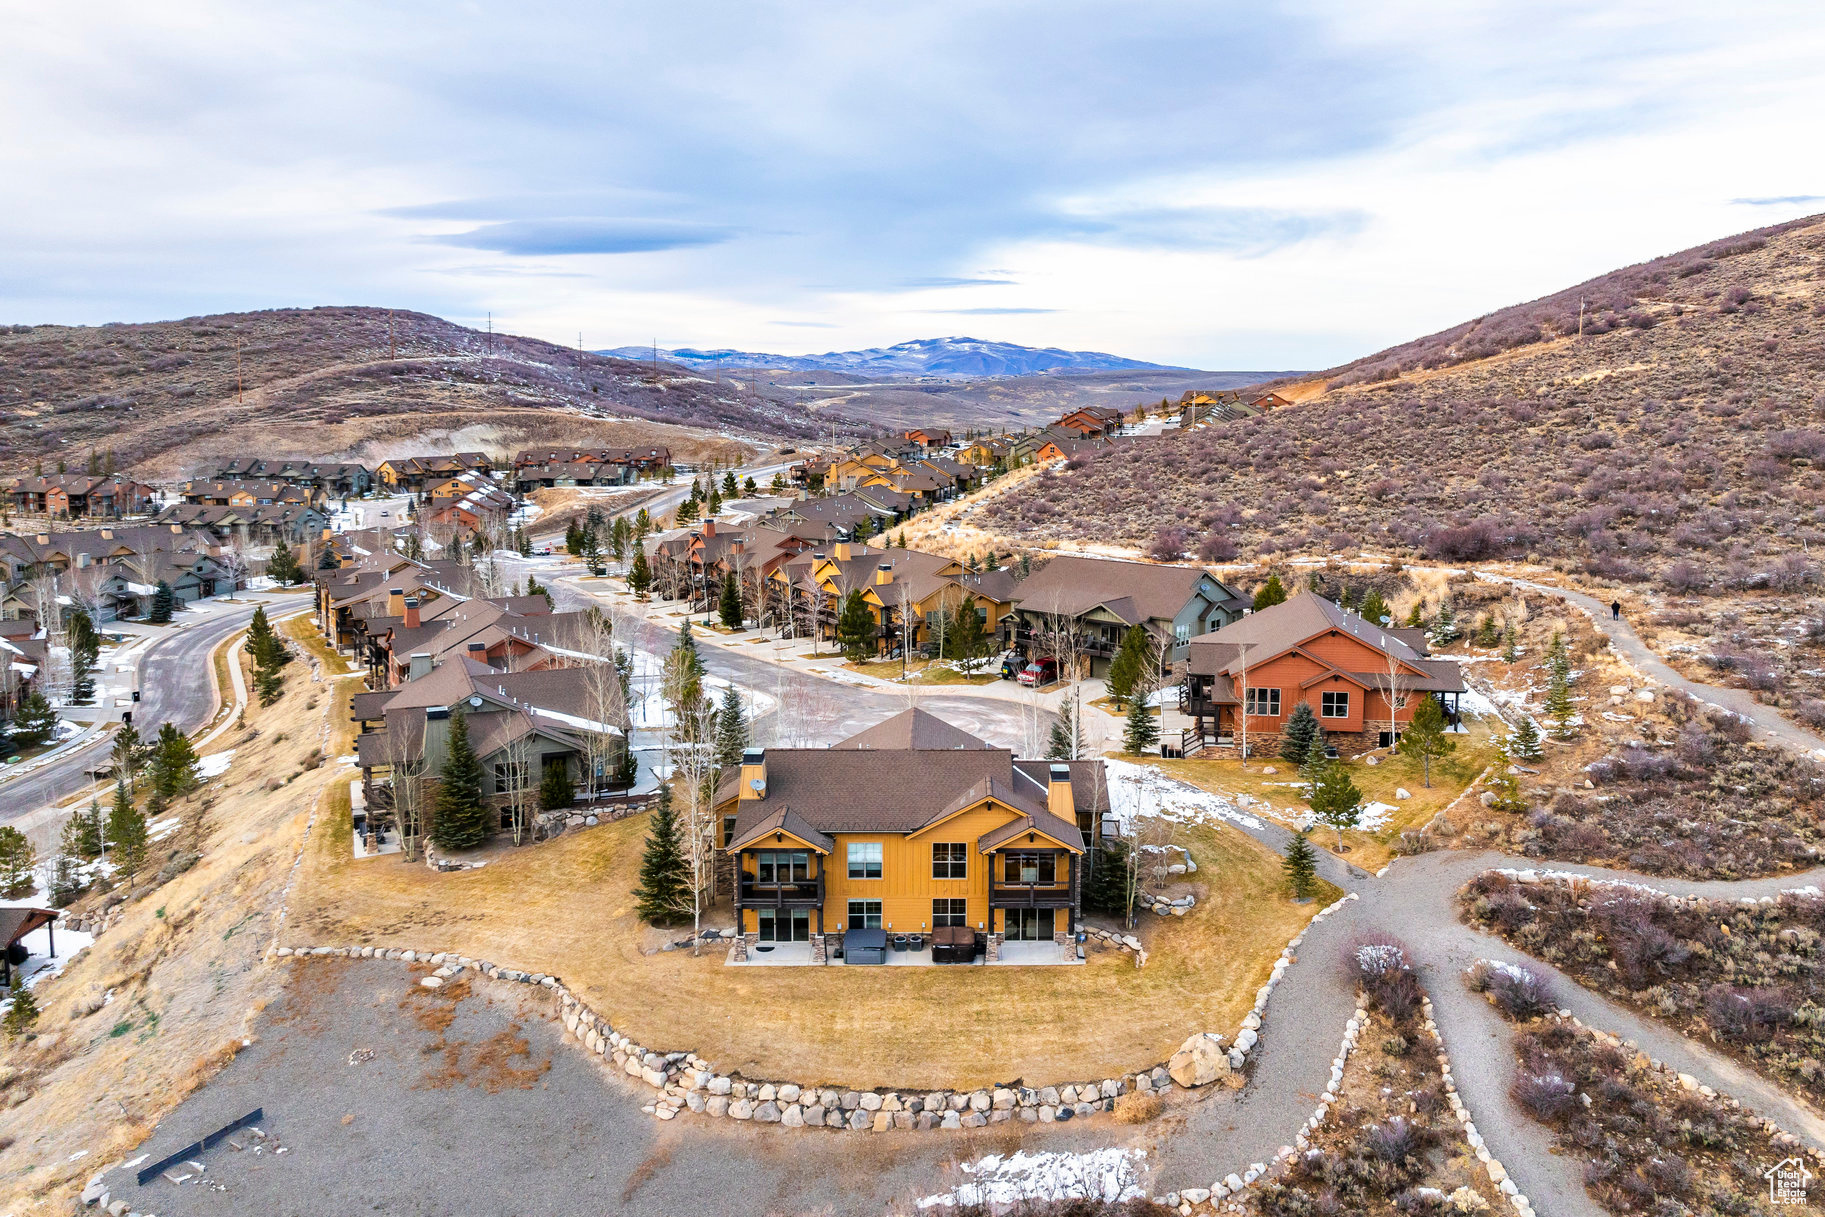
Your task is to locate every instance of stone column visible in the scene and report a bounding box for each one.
[735,932,756,962]
[986,932,1003,963]
[810,933,827,964]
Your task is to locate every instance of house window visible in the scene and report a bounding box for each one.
[847,899,883,929]
[722,814,738,848]
[755,850,810,884]
[1245,687,1281,716]
[931,842,968,880]
[1001,853,1056,885]
[932,898,968,927]
[847,842,883,880]
[1175,622,1191,644]
[1322,691,1350,718]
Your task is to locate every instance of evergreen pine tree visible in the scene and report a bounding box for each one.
[633,785,690,925]
[718,571,743,629]
[1307,758,1363,848]
[2,987,38,1039]
[627,547,653,599]
[316,545,338,571]
[148,580,175,623]
[1475,614,1501,648]
[62,799,103,860]
[1358,589,1389,624]
[1545,662,1577,740]
[10,691,57,747]
[581,527,605,576]
[1398,694,1456,786]
[526,575,554,609]
[713,682,749,772]
[1509,714,1544,761]
[0,826,36,898]
[743,476,757,496]
[706,486,722,516]
[1279,701,1319,764]
[68,609,100,705]
[112,723,142,790]
[722,471,738,498]
[430,710,491,850]
[1431,594,1460,644]
[247,606,289,705]
[565,520,584,556]
[1252,573,1288,610]
[1403,600,1426,629]
[1046,702,1083,760]
[1299,724,1331,785]
[1282,831,1318,900]
[105,780,148,881]
[1339,585,1359,612]
[1545,630,1570,679]
[610,517,630,564]
[151,722,202,800]
[675,497,699,526]
[836,590,877,660]
[539,762,574,811]
[1501,622,1519,663]
[267,538,303,585]
[951,595,987,672]
[1106,625,1152,708]
[1484,735,1526,814]
[1122,695,1159,755]
[1084,838,1132,916]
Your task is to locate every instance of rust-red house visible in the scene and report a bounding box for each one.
[1184,594,1464,755]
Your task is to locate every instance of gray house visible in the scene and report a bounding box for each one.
[1002,556,1247,677]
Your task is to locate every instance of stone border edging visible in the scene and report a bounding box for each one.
[1425,991,1533,1217]
[1493,867,1823,906]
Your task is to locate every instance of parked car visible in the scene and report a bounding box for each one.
[999,653,1024,680]
[1017,656,1059,687]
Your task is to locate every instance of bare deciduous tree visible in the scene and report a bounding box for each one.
[385,729,429,863]
[500,733,538,846]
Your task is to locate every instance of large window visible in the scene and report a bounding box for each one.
[1245,687,1281,717]
[932,898,968,928]
[1001,853,1057,885]
[722,814,738,848]
[754,850,810,884]
[931,842,968,880]
[1321,691,1350,719]
[847,842,883,880]
[847,899,883,929]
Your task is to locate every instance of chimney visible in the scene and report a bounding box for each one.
[466,641,487,658]
[1047,762,1075,824]
[403,597,420,629]
[739,747,767,801]
[702,519,716,537]
[875,562,894,586]
[387,587,405,618]
[408,652,433,681]
[834,542,852,561]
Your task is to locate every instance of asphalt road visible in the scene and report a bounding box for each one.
[0,594,303,828]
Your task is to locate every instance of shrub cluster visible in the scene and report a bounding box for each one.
[1509,1019,1803,1216]
[1462,872,1825,1106]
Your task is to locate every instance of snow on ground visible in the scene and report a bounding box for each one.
[1454,680,1507,725]
[917,1148,1146,1209]
[1105,759,1263,832]
[198,750,234,779]
[0,884,96,1011]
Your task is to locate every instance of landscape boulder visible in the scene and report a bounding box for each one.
[1168,1032,1232,1088]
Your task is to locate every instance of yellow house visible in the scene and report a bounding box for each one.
[769,545,1018,656]
[718,710,1100,964]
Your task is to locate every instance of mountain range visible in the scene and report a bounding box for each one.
[597,336,1182,378]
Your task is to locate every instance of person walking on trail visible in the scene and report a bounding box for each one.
[1611,599,1622,621]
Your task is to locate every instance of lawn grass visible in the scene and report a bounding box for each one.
[1153,719,1498,871]
[295,814,1329,1090]
[840,657,1001,686]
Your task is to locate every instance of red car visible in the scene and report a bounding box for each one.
[1017,656,1059,687]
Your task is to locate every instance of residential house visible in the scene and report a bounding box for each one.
[360,591,593,687]
[155,502,330,547]
[209,459,373,496]
[352,658,629,835]
[179,479,321,508]
[8,475,156,519]
[902,428,952,452]
[1053,406,1125,438]
[426,482,516,536]
[718,708,1107,962]
[1182,593,1466,755]
[768,545,1018,658]
[314,551,485,655]
[375,453,494,495]
[1003,555,1246,677]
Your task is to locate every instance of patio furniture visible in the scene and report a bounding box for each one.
[845,927,888,965]
[931,926,975,964]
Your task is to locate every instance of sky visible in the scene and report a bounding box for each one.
[3,1,1823,370]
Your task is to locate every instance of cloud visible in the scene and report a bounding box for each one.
[899,276,1017,287]
[1731,194,1824,206]
[433,219,735,256]
[925,307,1058,315]
[770,320,837,327]
[1044,205,1369,255]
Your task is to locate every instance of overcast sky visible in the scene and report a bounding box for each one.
[4,2,1822,369]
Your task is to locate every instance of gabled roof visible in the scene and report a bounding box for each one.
[1009,556,1234,626]
[725,804,835,853]
[1185,593,1464,691]
[832,707,998,751]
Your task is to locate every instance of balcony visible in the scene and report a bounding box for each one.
[739,879,824,907]
[988,882,1074,909]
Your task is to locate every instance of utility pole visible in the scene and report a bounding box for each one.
[236,337,243,405]
[1577,298,1586,338]
[578,331,585,374]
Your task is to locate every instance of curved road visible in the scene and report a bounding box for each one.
[1,594,303,829]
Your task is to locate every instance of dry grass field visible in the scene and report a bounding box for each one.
[295,810,1334,1092]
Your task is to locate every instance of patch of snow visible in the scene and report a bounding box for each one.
[918,1148,1146,1209]
[1104,759,1262,832]
[198,750,234,779]
[1358,801,1397,831]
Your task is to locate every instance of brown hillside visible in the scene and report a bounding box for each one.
[0,306,834,477]
[982,213,1825,591]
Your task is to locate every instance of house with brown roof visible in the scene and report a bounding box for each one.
[1053,406,1125,438]
[1183,593,1466,756]
[375,453,494,494]
[718,708,1106,963]
[1004,556,1245,677]
[8,475,156,519]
